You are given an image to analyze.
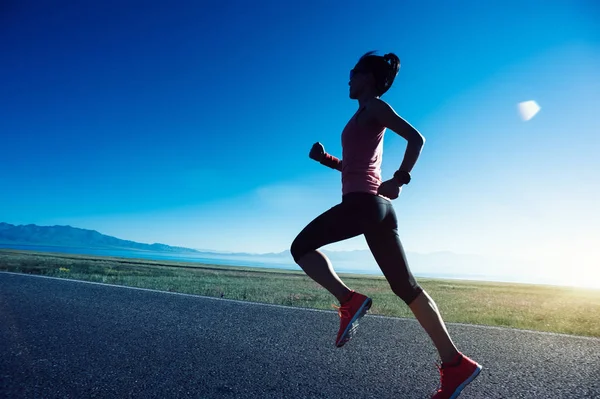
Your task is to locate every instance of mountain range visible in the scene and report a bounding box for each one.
[0,222,296,258]
[0,222,518,277]
[0,222,201,253]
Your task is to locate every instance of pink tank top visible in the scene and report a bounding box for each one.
[341,107,386,196]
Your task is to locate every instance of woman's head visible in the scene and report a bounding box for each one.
[349,51,400,100]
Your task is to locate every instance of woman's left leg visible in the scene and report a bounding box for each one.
[290,199,366,303]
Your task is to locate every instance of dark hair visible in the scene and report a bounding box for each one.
[356,51,400,96]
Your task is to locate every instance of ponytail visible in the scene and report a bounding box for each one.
[380,53,400,95]
[356,51,401,96]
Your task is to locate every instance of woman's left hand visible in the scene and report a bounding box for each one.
[377,179,401,200]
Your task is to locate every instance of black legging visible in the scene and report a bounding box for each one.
[290,192,423,305]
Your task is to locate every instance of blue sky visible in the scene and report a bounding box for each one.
[1,1,599,285]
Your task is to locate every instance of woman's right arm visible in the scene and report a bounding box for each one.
[309,142,342,172]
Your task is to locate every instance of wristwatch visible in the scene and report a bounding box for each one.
[393,170,411,186]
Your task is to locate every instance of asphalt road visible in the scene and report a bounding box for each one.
[1,272,598,399]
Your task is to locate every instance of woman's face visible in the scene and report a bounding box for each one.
[348,64,374,99]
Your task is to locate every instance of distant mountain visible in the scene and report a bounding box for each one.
[208,247,510,276]
[0,222,200,253]
[0,222,519,278]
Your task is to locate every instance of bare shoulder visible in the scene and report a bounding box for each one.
[368,98,397,116]
[357,98,393,127]
[368,98,423,142]
[367,98,402,127]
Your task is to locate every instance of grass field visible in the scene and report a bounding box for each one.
[1,249,599,338]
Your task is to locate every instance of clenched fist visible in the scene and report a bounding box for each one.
[309,142,325,162]
[377,179,401,200]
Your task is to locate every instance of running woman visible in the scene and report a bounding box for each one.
[290,51,482,399]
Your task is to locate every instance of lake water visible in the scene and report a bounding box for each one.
[0,243,594,289]
[0,243,301,269]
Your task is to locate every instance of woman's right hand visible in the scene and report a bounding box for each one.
[309,142,325,162]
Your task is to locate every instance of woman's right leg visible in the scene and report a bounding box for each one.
[364,202,459,364]
[290,200,364,304]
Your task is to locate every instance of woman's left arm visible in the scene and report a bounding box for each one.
[370,99,425,174]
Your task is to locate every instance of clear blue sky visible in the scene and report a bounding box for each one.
[1,1,599,285]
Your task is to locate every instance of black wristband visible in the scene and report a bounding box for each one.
[393,170,411,186]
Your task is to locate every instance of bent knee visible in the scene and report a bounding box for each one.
[391,282,423,305]
[290,236,311,263]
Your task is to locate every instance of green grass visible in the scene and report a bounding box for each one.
[1,249,599,338]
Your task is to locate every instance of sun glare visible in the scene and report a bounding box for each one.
[518,100,541,121]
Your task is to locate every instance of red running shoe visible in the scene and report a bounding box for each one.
[333,291,372,348]
[431,352,482,399]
